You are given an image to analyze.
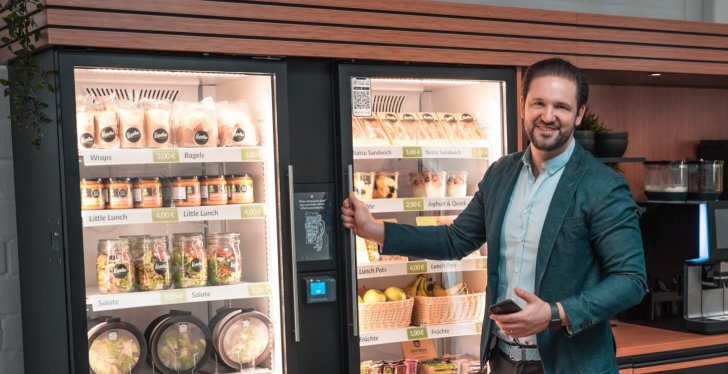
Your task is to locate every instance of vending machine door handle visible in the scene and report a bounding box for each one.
[289,165,301,342]
[348,164,359,337]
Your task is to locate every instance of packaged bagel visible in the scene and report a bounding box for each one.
[142,98,173,148]
[174,97,218,148]
[93,95,120,149]
[76,94,96,150]
[216,100,258,147]
[116,98,146,149]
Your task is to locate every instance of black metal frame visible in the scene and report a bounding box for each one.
[333,62,517,373]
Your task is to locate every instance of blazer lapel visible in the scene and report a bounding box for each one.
[534,145,588,294]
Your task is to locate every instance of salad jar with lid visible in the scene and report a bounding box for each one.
[88,316,147,374]
[81,178,105,210]
[643,161,688,201]
[209,308,274,370]
[144,310,212,374]
[206,233,242,286]
[133,236,172,291]
[97,239,135,294]
[226,174,254,204]
[172,233,207,288]
[687,160,724,201]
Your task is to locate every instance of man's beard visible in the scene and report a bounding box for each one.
[527,118,574,152]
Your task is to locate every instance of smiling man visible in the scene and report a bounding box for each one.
[341,58,647,374]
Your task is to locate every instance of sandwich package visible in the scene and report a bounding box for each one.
[356,116,391,146]
[93,95,120,149]
[456,113,490,147]
[141,99,173,148]
[417,113,451,146]
[398,112,431,145]
[115,98,146,149]
[215,100,258,147]
[352,117,371,146]
[376,112,411,145]
[437,113,472,146]
[76,94,96,150]
[173,97,218,148]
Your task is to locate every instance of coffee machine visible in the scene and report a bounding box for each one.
[619,201,728,334]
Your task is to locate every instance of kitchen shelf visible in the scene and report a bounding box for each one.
[597,157,646,163]
[86,281,273,311]
[353,145,489,160]
[82,203,265,227]
[358,256,487,279]
[359,320,484,346]
[80,146,265,165]
[362,197,473,213]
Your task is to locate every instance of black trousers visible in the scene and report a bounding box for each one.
[487,347,545,374]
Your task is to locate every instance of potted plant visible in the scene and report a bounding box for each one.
[573,106,606,155]
[575,107,626,173]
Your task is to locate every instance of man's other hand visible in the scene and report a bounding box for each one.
[490,287,557,338]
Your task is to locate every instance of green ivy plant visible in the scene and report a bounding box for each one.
[0,0,56,150]
[576,106,624,174]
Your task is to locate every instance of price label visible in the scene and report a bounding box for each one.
[248,283,273,297]
[407,327,428,340]
[475,322,483,334]
[151,208,179,222]
[152,149,180,163]
[403,198,424,211]
[471,147,489,159]
[241,148,265,161]
[475,258,488,270]
[416,216,437,226]
[403,147,423,158]
[407,261,427,274]
[241,205,265,219]
[160,290,187,304]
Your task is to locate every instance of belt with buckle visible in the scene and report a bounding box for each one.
[497,338,540,362]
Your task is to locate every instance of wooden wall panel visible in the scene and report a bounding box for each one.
[588,85,728,198]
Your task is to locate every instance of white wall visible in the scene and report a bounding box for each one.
[0,66,23,374]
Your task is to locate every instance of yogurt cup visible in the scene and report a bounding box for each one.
[354,172,375,199]
[409,173,424,198]
[446,171,468,197]
[423,172,446,198]
[374,172,401,199]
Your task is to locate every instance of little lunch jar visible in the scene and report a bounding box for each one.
[133,177,163,208]
[201,175,229,206]
[171,176,201,207]
[96,239,134,294]
[226,174,254,204]
[80,178,105,210]
[105,177,134,209]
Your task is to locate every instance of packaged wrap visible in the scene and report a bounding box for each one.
[417,113,451,146]
[174,97,218,148]
[141,99,173,148]
[437,113,471,146]
[216,100,257,147]
[116,99,145,149]
[76,94,96,150]
[376,112,412,145]
[93,95,120,149]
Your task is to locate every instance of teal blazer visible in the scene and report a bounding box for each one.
[381,142,647,374]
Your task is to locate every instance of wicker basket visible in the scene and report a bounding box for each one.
[358,289,415,332]
[411,292,485,326]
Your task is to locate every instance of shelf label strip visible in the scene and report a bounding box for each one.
[82,147,266,165]
[359,322,481,346]
[82,204,266,227]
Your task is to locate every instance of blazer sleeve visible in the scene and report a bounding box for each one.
[380,166,492,261]
[559,175,648,336]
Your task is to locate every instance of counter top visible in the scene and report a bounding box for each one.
[613,320,728,357]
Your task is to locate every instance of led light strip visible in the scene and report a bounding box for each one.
[87,68,247,77]
[370,78,482,84]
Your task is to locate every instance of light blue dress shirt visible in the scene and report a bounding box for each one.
[494,138,575,346]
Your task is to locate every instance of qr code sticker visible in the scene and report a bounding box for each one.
[353,89,370,111]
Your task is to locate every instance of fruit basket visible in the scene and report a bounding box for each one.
[357,288,415,332]
[411,291,485,326]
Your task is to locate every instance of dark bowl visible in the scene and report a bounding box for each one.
[575,138,596,155]
[596,138,628,158]
[596,132,628,140]
[574,130,595,139]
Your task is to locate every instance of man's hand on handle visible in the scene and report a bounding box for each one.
[341,192,385,245]
[490,287,571,338]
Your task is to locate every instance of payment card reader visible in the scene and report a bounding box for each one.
[303,276,336,304]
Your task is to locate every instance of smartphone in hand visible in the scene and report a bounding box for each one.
[489,299,523,315]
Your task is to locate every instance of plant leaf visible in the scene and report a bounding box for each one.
[45,70,56,75]
[36,3,45,10]
[34,81,45,89]
[47,85,55,93]
[0,79,8,86]
[8,115,18,121]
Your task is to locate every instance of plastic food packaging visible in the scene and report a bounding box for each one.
[226,174,254,204]
[81,178,105,210]
[376,112,411,145]
[141,99,173,148]
[172,233,207,288]
[144,310,212,374]
[87,316,146,374]
[96,239,134,294]
[116,99,146,149]
[94,95,120,149]
[417,113,451,146]
[76,94,96,150]
[132,236,172,291]
[352,117,371,146]
[208,308,274,370]
[216,100,258,147]
[374,172,400,199]
[133,177,163,208]
[201,175,228,206]
[174,97,218,148]
[354,172,375,199]
[437,113,471,146]
[446,171,468,197]
[457,113,490,146]
[206,233,242,286]
[409,173,425,198]
[423,172,447,198]
[399,113,431,145]
[357,116,391,146]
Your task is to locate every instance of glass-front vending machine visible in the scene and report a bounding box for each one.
[337,64,517,373]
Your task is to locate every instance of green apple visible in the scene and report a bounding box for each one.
[358,295,363,303]
[363,289,387,303]
[384,286,406,302]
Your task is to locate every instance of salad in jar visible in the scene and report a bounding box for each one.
[133,236,172,291]
[97,239,134,294]
[172,233,207,288]
[207,233,242,286]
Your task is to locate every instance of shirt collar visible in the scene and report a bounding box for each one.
[522,138,575,175]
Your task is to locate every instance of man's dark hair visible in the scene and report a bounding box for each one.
[521,58,589,109]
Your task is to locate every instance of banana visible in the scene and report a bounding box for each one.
[417,276,428,296]
[446,282,464,296]
[408,276,423,297]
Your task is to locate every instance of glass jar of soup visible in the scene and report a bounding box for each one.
[226,174,254,204]
[133,177,163,208]
[80,178,105,210]
[105,177,133,209]
[171,176,201,207]
[201,176,228,206]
